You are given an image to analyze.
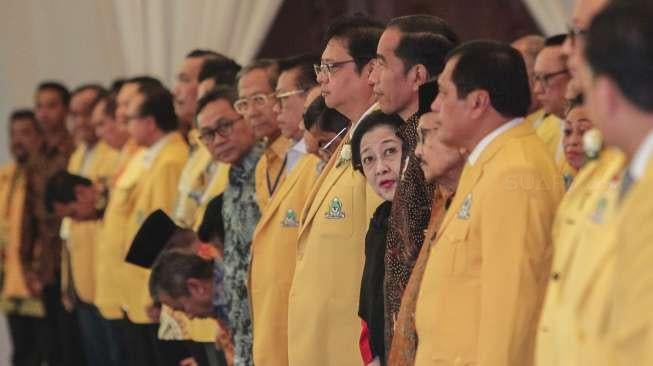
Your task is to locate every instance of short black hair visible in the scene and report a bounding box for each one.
[237,59,279,91]
[149,250,214,300]
[71,84,108,110]
[44,170,92,212]
[447,40,531,118]
[395,32,455,77]
[350,110,404,173]
[110,78,126,94]
[186,49,220,59]
[586,1,653,112]
[303,95,326,130]
[196,85,238,117]
[387,14,459,45]
[317,106,350,134]
[37,81,71,107]
[324,14,384,73]
[125,76,164,91]
[198,57,242,87]
[137,86,178,132]
[278,54,320,91]
[9,109,42,133]
[544,34,567,47]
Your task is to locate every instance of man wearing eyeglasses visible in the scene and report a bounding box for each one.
[532,35,571,162]
[287,15,384,366]
[248,54,321,366]
[235,59,293,211]
[196,86,262,366]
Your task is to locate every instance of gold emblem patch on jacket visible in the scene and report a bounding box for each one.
[325,197,346,219]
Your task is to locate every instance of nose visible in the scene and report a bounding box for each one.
[533,79,544,95]
[316,70,327,85]
[272,100,281,114]
[368,64,379,86]
[431,94,441,113]
[374,158,390,176]
[415,142,424,160]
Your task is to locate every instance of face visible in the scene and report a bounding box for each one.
[70,89,100,146]
[52,185,97,221]
[369,28,417,117]
[35,89,68,132]
[563,106,593,170]
[318,38,371,114]
[158,279,214,319]
[533,46,570,118]
[274,69,308,140]
[197,99,255,164]
[564,0,609,78]
[415,113,465,183]
[432,57,475,149]
[359,125,403,201]
[116,82,140,125]
[126,93,155,147]
[10,118,44,163]
[197,78,216,100]
[237,69,279,140]
[172,57,204,125]
[92,99,126,150]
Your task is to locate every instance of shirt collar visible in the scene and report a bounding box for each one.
[630,129,653,180]
[143,133,171,168]
[467,117,523,166]
[290,138,307,154]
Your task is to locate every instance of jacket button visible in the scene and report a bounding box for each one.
[551,271,561,281]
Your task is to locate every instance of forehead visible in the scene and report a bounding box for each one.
[439,57,458,84]
[126,92,144,112]
[322,38,350,61]
[71,89,98,109]
[197,99,236,126]
[118,83,139,102]
[378,27,401,54]
[11,118,38,133]
[238,68,272,96]
[37,89,65,104]
[179,57,204,77]
[277,68,300,90]
[566,106,589,122]
[535,46,564,69]
[361,125,398,148]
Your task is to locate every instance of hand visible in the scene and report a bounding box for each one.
[179,357,198,366]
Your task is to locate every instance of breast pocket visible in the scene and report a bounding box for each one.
[433,219,471,276]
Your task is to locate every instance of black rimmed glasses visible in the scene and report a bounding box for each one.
[533,69,569,88]
[313,60,355,79]
[198,117,242,144]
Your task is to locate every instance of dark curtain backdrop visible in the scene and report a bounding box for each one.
[257,0,540,59]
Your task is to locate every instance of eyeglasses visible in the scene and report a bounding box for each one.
[233,93,276,114]
[198,117,242,144]
[533,69,569,88]
[275,89,306,108]
[417,126,438,145]
[567,25,588,47]
[313,60,355,79]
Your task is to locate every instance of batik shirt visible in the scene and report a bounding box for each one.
[384,112,436,350]
[219,142,264,366]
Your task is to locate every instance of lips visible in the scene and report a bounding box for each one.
[379,179,396,190]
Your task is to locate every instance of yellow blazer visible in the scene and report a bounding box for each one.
[172,145,213,228]
[415,121,564,365]
[63,142,120,305]
[0,162,45,316]
[287,138,382,366]
[528,109,564,163]
[121,132,189,324]
[255,136,293,211]
[611,157,653,365]
[249,153,320,366]
[94,140,143,319]
[535,148,625,366]
[192,162,230,231]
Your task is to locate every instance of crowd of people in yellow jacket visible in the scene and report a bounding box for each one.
[1,0,652,365]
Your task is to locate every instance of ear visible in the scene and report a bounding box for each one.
[410,64,429,91]
[465,90,491,120]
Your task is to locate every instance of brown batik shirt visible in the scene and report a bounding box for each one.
[384,112,436,352]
